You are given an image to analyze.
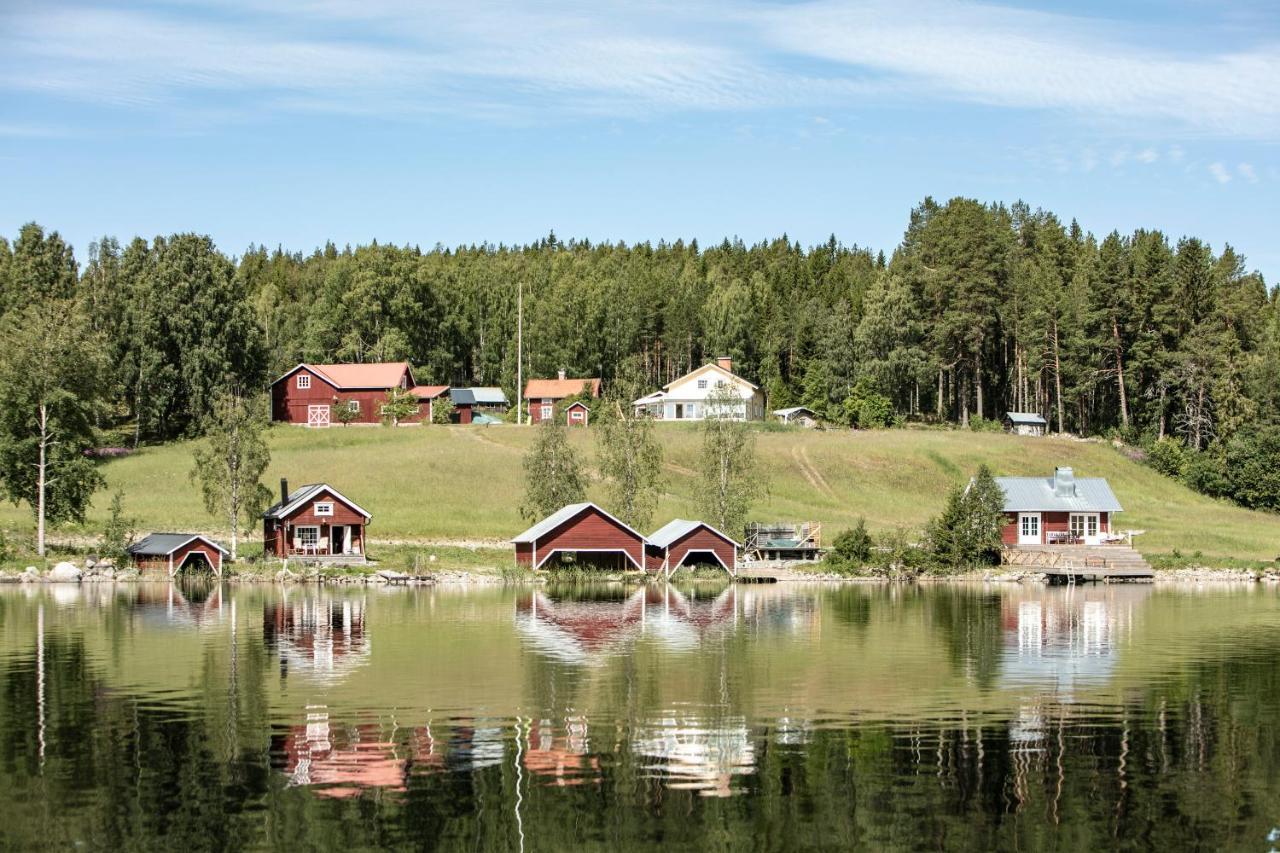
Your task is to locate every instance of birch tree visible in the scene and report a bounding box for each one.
[595,362,662,529]
[520,412,585,521]
[0,300,106,555]
[190,389,272,560]
[696,384,764,536]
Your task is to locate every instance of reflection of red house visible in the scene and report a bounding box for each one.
[263,595,369,677]
[277,716,445,799]
[512,502,646,571]
[644,520,738,576]
[523,718,600,786]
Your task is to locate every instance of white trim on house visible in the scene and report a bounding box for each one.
[632,362,766,422]
[534,547,643,571]
[1018,512,1042,545]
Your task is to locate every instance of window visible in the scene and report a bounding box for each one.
[570,409,583,421]
[540,404,553,420]
[686,403,697,419]
[1020,514,1039,539]
[297,526,319,548]
[716,379,726,388]
[1070,514,1098,540]
[314,502,334,517]
[348,400,360,412]
[297,374,311,390]
[697,379,707,389]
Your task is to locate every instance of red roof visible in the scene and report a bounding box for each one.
[275,362,413,390]
[412,385,449,399]
[523,377,601,400]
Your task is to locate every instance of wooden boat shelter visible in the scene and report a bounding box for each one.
[513,502,646,570]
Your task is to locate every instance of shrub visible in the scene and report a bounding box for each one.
[968,416,1003,433]
[1146,436,1189,478]
[99,491,135,567]
[432,397,456,424]
[333,399,360,426]
[831,518,873,564]
[841,378,894,429]
[927,465,1005,568]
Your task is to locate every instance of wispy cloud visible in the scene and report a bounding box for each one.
[1209,162,1233,183]
[2,0,1279,138]
[1238,162,1258,183]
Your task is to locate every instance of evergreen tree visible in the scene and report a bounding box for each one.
[928,465,1005,567]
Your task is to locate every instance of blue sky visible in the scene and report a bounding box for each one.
[2,0,1278,280]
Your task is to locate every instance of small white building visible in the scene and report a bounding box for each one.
[633,358,766,422]
[1004,411,1048,436]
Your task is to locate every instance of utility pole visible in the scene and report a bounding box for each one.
[517,280,524,425]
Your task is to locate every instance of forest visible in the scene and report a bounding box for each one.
[0,195,1277,509]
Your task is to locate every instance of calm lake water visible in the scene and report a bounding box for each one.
[1,581,1279,851]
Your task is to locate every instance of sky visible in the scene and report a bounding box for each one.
[2,0,1278,280]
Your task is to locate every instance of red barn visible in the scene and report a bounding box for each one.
[523,371,601,424]
[128,533,229,577]
[513,502,645,571]
[272,362,439,427]
[997,467,1124,546]
[645,519,739,576]
[413,385,449,423]
[263,480,371,562]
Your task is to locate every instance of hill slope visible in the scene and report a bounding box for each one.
[8,425,1279,560]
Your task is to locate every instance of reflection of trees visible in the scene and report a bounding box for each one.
[927,587,1006,691]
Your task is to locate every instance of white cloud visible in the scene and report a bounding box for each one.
[1136,147,1159,164]
[1209,162,1232,183]
[1238,162,1258,183]
[2,0,1279,138]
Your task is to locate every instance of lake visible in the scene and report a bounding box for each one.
[1,580,1278,851]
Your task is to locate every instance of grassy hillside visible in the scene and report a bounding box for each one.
[7,424,1280,561]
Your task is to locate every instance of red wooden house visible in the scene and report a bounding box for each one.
[523,371,601,424]
[997,467,1124,546]
[565,401,590,427]
[263,480,372,562]
[129,533,229,577]
[272,362,444,427]
[512,502,646,570]
[645,519,738,576]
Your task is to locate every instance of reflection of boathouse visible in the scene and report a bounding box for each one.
[632,716,756,798]
[263,594,370,680]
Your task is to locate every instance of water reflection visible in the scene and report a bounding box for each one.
[1,581,1279,851]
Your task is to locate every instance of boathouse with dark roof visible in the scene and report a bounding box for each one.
[129,533,229,576]
[644,519,739,576]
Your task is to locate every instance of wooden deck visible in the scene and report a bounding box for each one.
[1003,545,1153,582]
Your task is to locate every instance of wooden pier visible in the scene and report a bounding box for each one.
[1003,545,1153,583]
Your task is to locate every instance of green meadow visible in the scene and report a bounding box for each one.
[4,423,1279,564]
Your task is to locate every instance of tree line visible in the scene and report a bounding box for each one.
[0,195,1276,543]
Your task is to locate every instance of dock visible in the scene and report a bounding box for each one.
[1003,545,1154,583]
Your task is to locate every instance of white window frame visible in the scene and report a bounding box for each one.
[570,408,584,421]
[296,374,311,389]
[348,400,360,412]
[1069,513,1099,542]
[314,502,334,517]
[540,404,553,420]
[297,526,320,550]
[697,379,707,390]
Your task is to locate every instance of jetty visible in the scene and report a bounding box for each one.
[1003,545,1154,583]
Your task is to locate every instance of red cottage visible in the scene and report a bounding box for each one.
[413,385,449,422]
[128,533,229,577]
[565,401,589,427]
[644,519,739,576]
[997,467,1124,547]
[512,502,646,571]
[263,480,371,562]
[523,371,601,424]
[272,362,439,427]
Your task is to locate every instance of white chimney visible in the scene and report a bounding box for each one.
[557,369,567,381]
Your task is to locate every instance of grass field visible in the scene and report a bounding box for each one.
[7,423,1280,562]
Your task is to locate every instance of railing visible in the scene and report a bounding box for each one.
[1002,549,1061,568]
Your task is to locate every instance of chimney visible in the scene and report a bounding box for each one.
[1053,467,1075,497]
[557,369,567,381]
[716,356,733,372]
[280,478,289,504]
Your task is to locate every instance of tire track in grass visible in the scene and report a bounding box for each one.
[792,445,837,500]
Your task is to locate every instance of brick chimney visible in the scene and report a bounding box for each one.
[558,369,567,381]
[715,356,733,372]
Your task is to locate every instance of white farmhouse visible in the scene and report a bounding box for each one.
[632,358,766,421]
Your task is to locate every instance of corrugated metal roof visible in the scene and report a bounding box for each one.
[263,483,372,520]
[449,388,476,405]
[512,502,643,544]
[995,476,1123,513]
[467,387,509,405]
[129,533,228,556]
[647,519,741,549]
[1005,411,1047,425]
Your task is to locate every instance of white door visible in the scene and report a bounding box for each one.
[1070,513,1100,545]
[308,405,331,428]
[1018,512,1041,545]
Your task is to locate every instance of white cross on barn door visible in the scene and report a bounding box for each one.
[307,405,331,428]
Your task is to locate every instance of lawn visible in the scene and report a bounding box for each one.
[4,423,1279,562]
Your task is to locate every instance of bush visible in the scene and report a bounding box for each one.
[968,416,1003,433]
[432,397,456,424]
[869,527,933,578]
[99,491,135,567]
[841,378,894,429]
[927,465,1005,568]
[1183,449,1230,499]
[1146,436,1189,478]
[831,519,873,563]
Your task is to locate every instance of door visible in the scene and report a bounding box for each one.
[1018,512,1041,545]
[674,403,684,419]
[1070,513,1100,545]
[307,404,331,428]
[330,525,345,555]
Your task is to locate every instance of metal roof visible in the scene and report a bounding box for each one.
[774,406,817,417]
[995,475,1123,513]
[467,387,510,405]
[512,502,644,544]
[449,388,476,405]
[647,519,741,549]
[1005,411,1048,425]
[263,483,372,520]
[129,533,229,556]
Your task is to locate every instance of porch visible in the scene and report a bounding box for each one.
[284,522,366,561]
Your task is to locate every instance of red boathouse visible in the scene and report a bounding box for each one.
[128,533,229,577]
[263,480,371,562]
[644,519,739,576]
[513,502,646,570]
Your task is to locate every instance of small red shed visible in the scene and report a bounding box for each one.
[413,385,449,423]
[263,480,371,562]
[565,401,589,427]
[645,519,739,576]
[513,502,646,571]
[128,533,229,577]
